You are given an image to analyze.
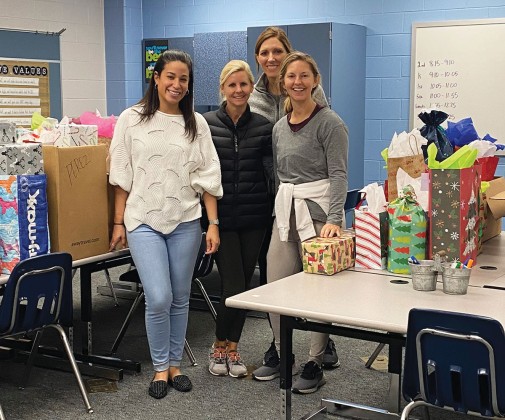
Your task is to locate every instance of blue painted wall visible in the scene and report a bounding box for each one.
[107,0,505,185]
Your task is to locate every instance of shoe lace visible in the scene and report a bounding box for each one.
[211,347,227,362]
[300,361,320,379]
[324,340,336,355]
[227,351,244,365]
[263,351,280,367]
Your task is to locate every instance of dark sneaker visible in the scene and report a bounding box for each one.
[263,340,277,364]
[292,361,326,394]
[252,346,298,381]
[322,338,341,369]
[252,345,280,381]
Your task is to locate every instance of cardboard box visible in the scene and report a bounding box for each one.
[42,145,109,260]
[482,176,505,242]
[302,230,355,275]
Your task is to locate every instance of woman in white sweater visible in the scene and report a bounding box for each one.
[109,50,222,399]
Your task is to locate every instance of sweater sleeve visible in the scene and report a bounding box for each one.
[109,108,134,192]
[190,113,223,199]
[320,111,349,225]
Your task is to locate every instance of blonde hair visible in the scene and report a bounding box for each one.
[279,51,321,113]
[219,60,254,101]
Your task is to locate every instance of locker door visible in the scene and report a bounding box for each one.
[286,23,331,98]
[247,25,288,82]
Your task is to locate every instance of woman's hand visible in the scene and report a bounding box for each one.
[319,223,341,238]
[205,224,220,254]
[109,224,127,251]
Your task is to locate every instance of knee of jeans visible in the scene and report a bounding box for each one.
[146,293,173,313]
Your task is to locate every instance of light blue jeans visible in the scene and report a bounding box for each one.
[127,220,201,371]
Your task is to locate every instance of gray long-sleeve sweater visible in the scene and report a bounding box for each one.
[249,73,328,125]
[272,106,349,226]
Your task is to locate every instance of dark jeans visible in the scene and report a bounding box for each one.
[214,228,266,343]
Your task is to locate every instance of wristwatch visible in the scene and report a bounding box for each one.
[208,219,219,226]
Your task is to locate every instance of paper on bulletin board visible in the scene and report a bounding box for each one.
[0,60,50,126]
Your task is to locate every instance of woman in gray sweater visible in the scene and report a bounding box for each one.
[249,26,340,383]
[252,51,348,394]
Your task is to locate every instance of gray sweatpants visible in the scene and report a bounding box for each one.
[267,216,328,366]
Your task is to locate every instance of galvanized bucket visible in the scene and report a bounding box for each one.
[441,263,471,295]
[409,260,437,291]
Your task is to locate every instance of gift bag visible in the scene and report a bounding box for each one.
[387,185,427,274]
[387,154,426,202]
[0,174,50,274]
[429,165,481,263]
[418,110,454,162]
[386,130,426,201]
[355,207,388,269]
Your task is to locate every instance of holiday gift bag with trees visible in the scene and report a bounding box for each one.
[428,165,481,263]
[387,185,427,274]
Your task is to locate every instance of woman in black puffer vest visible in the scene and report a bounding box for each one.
[203,60,273,378]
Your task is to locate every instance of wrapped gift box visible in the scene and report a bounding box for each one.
[53,124,98,147]
[0,143,43,175]
[0,122,17,144]
[302,230,355,275]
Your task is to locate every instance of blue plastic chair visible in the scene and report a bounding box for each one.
[401,308,505,419]
[0,253,92,416]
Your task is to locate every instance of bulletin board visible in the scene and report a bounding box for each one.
[0,29,61,125]
[410,18,505,140]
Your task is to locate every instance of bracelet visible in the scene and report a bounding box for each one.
[114,222,124,225]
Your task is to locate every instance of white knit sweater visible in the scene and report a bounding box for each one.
[109,106,223,234]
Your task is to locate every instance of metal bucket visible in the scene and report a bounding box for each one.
[441,263,471,295]
[409,260,437,291]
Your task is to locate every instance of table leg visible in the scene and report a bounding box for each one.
[79,266,93,355]
[280,315,293,420]
[386,336,403,413]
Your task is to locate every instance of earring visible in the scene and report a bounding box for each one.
[155,84,158,90]
[185,90,190,96]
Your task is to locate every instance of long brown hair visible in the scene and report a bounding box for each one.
[254,26,293,73]
[136,49,197,142]
[279,51,321,114]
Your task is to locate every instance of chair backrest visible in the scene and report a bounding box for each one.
[403,308,505,417]
[193,232,214,279]
[0,252,73,335]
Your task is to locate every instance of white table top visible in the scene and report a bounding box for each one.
[226,269,505,335]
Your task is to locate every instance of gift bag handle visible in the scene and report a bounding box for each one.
[408,133,422,155]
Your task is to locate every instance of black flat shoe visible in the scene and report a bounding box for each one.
[168,374,192,392]
[148,379,168,399]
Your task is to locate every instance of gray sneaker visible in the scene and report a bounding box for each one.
[322,338,341,369]
[292,361,326,394]
[209,346,228,376]
[252,347,298,381]
[226,351,248,378]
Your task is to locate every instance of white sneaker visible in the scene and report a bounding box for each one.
[226,351,248,378]
[209,346,228,376]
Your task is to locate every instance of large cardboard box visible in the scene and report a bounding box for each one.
[42,145,109,260]
[302,230,355,275]
[482,176,505,242]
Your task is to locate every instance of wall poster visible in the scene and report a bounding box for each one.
[143,39,169,83]
[0,59,50,127]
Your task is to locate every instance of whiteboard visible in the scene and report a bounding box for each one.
[410,19,505,141]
